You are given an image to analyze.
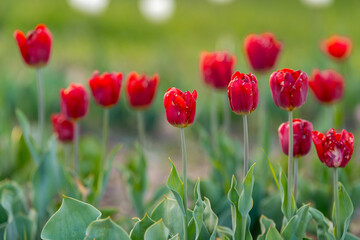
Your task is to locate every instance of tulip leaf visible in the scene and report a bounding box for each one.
[258,215,276,240]
[101,143,122,197]
[129,213,155,240]
[84,217,130,240]
[41,196,101,240]
[216,226,233,239]
[279,169,297,222]
[151,196,184,239]
[169,234,180,240]
[345,233,360,240]
[193,179,205,240]
[333,183,353,240]
[265,226,283,240]
[238,163,256,216]
[309,207,335,240]
[203,197,218,240]
[144,220,169,240]
[281,204,311,240]
[166,158,185,215]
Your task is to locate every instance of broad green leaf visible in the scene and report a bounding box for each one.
[151,196,184,239]
[144,220,169,240]
[166,158,185,215]
[334,183,353,240]
[345,233,360,240]
[227,175,239,206]
[84,217,130,240]
[279,169,297,222]
[193,179,205,240]
[281,204,311,240]
[203,197,218,240]
[257,215,276,240]
[309,207,335,240]
[265,226,282,240]
[41,196,101,240]
[129,213,155,240]
[216,226,233,239]
[238,163,256,216]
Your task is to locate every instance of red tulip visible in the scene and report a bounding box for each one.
[126,72,159,109]
[200,51,236,89]
[227,72,258,115]
[321,35,352,61]
[89,71,123,108]
[278,119,313,157]
[309,69,344,104]
[244,33,282,72]
[51,113,74,142]
[14,24,52,67]
[60,84,89,121]
[312,128,354,168]
[164,87,197,128]
[269,68,308,111]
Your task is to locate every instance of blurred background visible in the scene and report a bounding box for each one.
[1,0,360,235]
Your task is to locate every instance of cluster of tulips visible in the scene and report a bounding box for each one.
[10,22,358,240]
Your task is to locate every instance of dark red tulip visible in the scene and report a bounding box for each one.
[51,113,74,142]
[126,72,159,110]
[60,84,89,121]
[244,32,282,72]
[164,87,197,128]
[309,69,344,104]
[14,24,52,67]
[200,51,236,90]
[269,68,308,111]
[227,72,258,115]
[278,119,313,157]
[89,71,123,108]
[321,35,352,61]
[312,128,354,168]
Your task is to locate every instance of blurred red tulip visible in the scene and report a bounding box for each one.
[309,69,344,104]
[14,24,52,67]
[244,33,282,72]
[321,35,352,61]
[89,71,123,108]
[312,128,354,168]
[164,87,197,128]
[227,72,258,115]
[200,51,236,89]
[60,84,89,121]
[278,119,313,157]
[126,72,159,110]
[269,68,308,111]
[51,113,74,142]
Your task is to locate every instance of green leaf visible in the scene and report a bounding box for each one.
[334,183,353,240]
[265,226,282,240]
[144,220,169,240]
[216,226,233,239]
[257,215,276,240]
[84,217,130,240]
[41,196,101,240]
[281,204,311,240]
[309,207,335,240]
[166,158,185,215]
[262,149,280,192]
[101,144,122,197]
[345,233,360,240]
[238,163,256,216]
[202,197,218,240]
[129,213,155,240]
[193,179,205,240]
[279,169,297,222]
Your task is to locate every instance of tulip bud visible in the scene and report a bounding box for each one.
[164,87,197,128]
[60,84,89,121]
[126,72,159,110]
[227,72,258,115]
[269,68,308,111]
[244,32,282,72]
[51,113,74,142]
[312,128,354,168]
[309,69,344,104]
[200,51,236,90]
[14,24,52,67]
[88,71,123,108]
[321,35,352,61]
[278,119,313,157]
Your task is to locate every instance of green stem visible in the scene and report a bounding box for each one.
[36,68,45,151]
[243,115,249,179]
[293,158,298,201]
[224,93,230,134]
[287,111,293,220]
[241,216,247,240]
[74,122,80,175]
[97,108,109,203]
[137,111,146,149]
[333,168,340,240]
[180,128,188,240]
[210,89,218,152]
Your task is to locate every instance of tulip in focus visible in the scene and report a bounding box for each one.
[244,33,282,72]
[60,84,89,121]
[321,35,352,61]
[200,51,236,89]
[51,113,74,142]
[164,87,197,128]
[228,72,258,115]
[126,72,160,109]
[278,119,313,157]
[269,68,308,111]
[312,128,354,168]
[14,24,52,67]
[89,71,123,108]
[309,69,344,104]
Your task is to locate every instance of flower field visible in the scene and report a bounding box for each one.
[1,0,360,239]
